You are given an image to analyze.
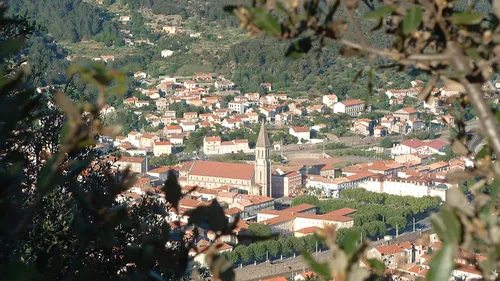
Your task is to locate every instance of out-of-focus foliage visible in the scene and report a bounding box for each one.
[225,0,500,280]
[0,7,245,281]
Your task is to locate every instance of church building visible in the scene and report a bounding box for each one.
[179,121,273,196]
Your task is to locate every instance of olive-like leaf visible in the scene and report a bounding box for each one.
[363,5,395,19]
[450,12,483,25]
[302,251,333,280]
[402,6,422,35]
[427,243,455,281]
[251,8,281,36]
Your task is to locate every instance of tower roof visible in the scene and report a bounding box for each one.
[256,120,271,147]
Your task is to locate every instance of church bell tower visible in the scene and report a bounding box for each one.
[255,120,272,197]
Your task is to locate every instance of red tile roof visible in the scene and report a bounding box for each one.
[295,226,322,234]
[118,156,145,163]
[291,126,310,133]
[189,161,254,180]
[375,244,405,255]
[400,139,426,149]
[426,139,448,150]
[155,141,172,146]
[261,277,287,281]
[342,99,364,106]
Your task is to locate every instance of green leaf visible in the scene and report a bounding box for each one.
[60,119,72,144]
[363,5,395,19]
[339,229,359,256]
[450,12,483,25]
[402,6,422,35]
[430,213,448,243]
[285,38,312,59]
[475,145,490,159]
[251,8,281,36]
[367,258,386,273]
[301,251,333,280]
[440,206,462,244]
[427,243,454,281]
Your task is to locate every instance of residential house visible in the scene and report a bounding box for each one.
[134,71,147,79]
[115,156,148,173]
[100,55,115,62]
[164,125,183,137]
[194,73,213,81]
[228,100,246,114]
[140,133,159,148]
[135,100,150,107]
[351,118,372,136]
[127,131,142,147]
[119,15,131,22]
[183,112,198,121]
[184,81,198,89]
[155,98,169,111]
[124,97,138,106]
[147,166,178,182]
[271,170,302,197]
[153,141,173,156]
[162,25,179,34]
[215,80,235,90]
[161,49,174,57]
[289,126,311,143]
[394,107,418,121]
[261,83,272,92]
[245,92,260,101]
[367,244,407,268]
[170,134,184,145]
[322,94,339,107]
[157,81,175,93]
[180,121,197,132]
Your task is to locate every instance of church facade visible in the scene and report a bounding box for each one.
[179,121,273,196]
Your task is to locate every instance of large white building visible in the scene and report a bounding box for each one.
[359,174,448,201]
[333,99,366,116]
[391,138,448,156]
[257,206,356,235]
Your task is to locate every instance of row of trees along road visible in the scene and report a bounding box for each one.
[220,225,351,266]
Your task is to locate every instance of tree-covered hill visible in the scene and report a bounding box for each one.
[9,0,105,42]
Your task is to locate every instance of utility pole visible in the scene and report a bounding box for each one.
[413,217,416,232]
[396,224,399,237]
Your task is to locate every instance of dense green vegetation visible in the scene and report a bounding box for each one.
[220,229,351,265]
[327,149,392,160]
[10,0,106,42]
[120,0,240,25]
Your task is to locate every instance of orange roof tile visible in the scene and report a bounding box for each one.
[189,161,254,180]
